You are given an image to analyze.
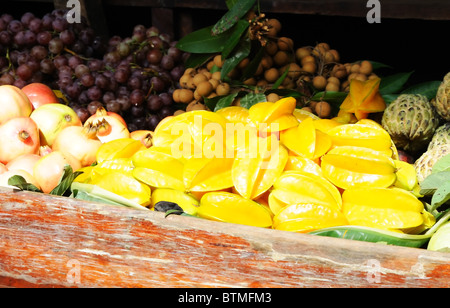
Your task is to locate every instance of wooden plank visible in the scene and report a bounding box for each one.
[0,187,449,288]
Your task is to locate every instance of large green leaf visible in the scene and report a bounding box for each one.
[184,53,213,69]
[8,175,42,192]
[238,92,266,109]
[176,26,233,53]
[379,71,413,94]
[220,36,251,81]
[71,182,149,211]
[401,80,441,100]
[310,91,347,104]
[221,20,250,59]
[310,225,432,248]
[211,0,256,35]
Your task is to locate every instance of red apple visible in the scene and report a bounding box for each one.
[22,83,59,110]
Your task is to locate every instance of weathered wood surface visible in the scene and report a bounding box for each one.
[0,187,449,288]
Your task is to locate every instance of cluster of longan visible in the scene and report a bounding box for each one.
[172,65,231,113]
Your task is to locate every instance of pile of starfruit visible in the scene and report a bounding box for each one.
[72,94,438,247]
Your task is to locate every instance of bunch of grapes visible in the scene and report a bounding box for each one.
[0,10,187,131]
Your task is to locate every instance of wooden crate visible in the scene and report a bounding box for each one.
[0,187,449,288]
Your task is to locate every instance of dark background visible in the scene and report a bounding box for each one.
[2,1,449,86]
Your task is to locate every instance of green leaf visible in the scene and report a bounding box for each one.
[431,181,450,211]
[176,26,233,53]
[379,71,413,94]
[311,91,347,104]
[265,88,305,99]
[271,66,289,90]
[214,92,240,111]
[432,154,450,174]
[49,165,83,196]
[382,93,400,105]
[420,171,450,191]
[71,182,149,211]
[240,45,264,81]
[221,20,250,59]
[369,61,393,70]
[220,36,251,81]
[238,92,266,109]
[211,0,255,35]
[310,225,432,248]
[184,53,213,69]
[401,80,441,100]
[7,175,42,192]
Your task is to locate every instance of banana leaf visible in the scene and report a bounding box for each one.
[71,182,149,211]
[310,226,431,248]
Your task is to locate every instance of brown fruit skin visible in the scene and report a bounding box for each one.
[315,101,332,118]
[273,50,290,67]
[359,60,373,75]
[179,89,194,104]
[267,18,282,36]
[313,75,327,90]
[277,37,294,51]
[295,47,311,61]
[325,82,340,92]
[302,62,317,74]
[213,54,224,68]
[266,93,280,102]
[216,83,230,96]
[186,101,208,112]
[196,80,213,97]
[264,68,280,83]
[265,40,278,56]
[192,73,208,86]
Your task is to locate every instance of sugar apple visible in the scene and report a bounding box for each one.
[432,72,450,121]
[381,94,440,153]
[414,144,450,183]
[428,122,450,151]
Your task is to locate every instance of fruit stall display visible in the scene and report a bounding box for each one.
[1,1,450,287]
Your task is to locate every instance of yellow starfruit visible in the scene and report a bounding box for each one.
[273,202,348,233]
[197,191,273,228]
[339,77,386,120]
[151,188,199,215]
[249,97,298,133]
[215,106,252,125]
[96,138,145,163]
[232,134,288,200]
[280,117,332,160]
[342,187,431,231]
[321,146,397,189]
[284,155,323,177]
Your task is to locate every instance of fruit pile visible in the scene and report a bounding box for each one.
[0,10,186,131]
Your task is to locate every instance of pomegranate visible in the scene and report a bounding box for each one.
[0,169,40,190]
[30,103,82,146]
[52,126,102,167]
[0,117,40,164]
[6,153,41,176]
[21,82,59,110]
[0,163,7,175]
[130,130,154,148]
[33,150,81,194]
[84,107,130,143]
[0,85,33,125]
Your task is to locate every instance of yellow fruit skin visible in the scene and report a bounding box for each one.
[342,187,426,230]
[151,188,199,215]
[321,146,396,189]
[273,202,348,233]
[197,192,273,228]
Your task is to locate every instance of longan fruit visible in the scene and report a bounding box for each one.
[193,89,202,100]
[213,54,224,68]
[316,42,330,51]
[302,62,317,74]
[256,79,268,87]
[192,73,208,86]
[286,62,302,79]
[359,60,373,75]
[277,37,294,51]
[350,63,361,74]
[295,47,311,61]
[208,78,219,89]
[265,40,278,56]
[174,109,185,116]
[313,75,327,90]
[211,71,221,81]
[179,74,191,89]
[261,55,273,69]
[315,101,332,118]
[255,63,264,76]
[273,50,290,66]
[186,100,208,112]
[206,60,215,71]
[196,80,213,97]
[179,89,194,104]
[328,49,340,63]
[327,76,340,85]
[264,67,280,83]
[266,92,280,102]
[309,100,319,110]
[354,73,367,82]
[216,82,230,96]
[301,106,313,113]
[332,64,347,79]
[243,77,256,86]
[184,67,196,77]
[172,88,182,103]
[238,57,250,70]
[267,18,282,36]
[324,51,335,63]
[301,55,316,66]
[325,82,339,92]
[312,45,327,57]
[368,73,379,80]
